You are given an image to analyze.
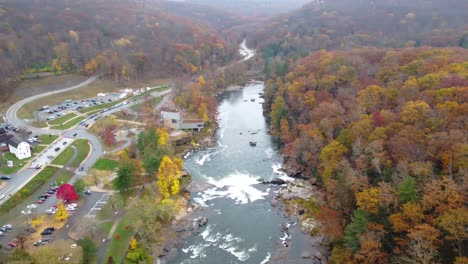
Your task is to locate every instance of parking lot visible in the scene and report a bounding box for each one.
[37,93,122,122]
[85,193,112,218]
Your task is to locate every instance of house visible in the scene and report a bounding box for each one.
[161,111,182,130]
[180,119,205,132]
[7,137,31,160]
[160,111,204,132]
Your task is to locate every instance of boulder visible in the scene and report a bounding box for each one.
[301,251,312,259]
[279,180,316,200]
[270,178,286,185]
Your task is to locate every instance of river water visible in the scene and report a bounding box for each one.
[170,82,316,264]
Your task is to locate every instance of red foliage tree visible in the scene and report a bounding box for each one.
[102,126,116,146]
[56,183,78,201]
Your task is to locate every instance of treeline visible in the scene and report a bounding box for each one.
[0,0,237,95]
[252,0,467,68]
[263,47,467,263]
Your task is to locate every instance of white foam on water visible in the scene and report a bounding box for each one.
[264,147,274,159]
[197,171,269,205]
[184,151,191,159]
[225,246,250,261]
[260,252,271,264]
[182,243,210,259]
[272,163,294,182]
[248,245,257,252]
[195,153,211,166]
[193,196,210,207]
[201,225,212,240]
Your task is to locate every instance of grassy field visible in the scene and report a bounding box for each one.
[32,145,46,154]
[0,153,31,174]
[38,134,59,144]
[56,170,73,185]
[130,96,162,112]
[17,78,124,119]
[51,139,89,167]
[0,166,59,217]
[50,116,86,130]
[78,98,126,114]
[103,209,138,264]
[47,112,77,125]
[92,158,119,171]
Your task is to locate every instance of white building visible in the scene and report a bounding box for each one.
[160,111,204,132]
[8,137,31,160]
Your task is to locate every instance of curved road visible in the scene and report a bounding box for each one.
[5,75,99,135]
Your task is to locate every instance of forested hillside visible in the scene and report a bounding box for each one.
[185,0,311,17]
[263,47,467,263]
[253,0,468,61]
[0,0,239,97]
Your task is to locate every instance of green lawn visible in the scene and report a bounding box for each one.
[38,134,59,144]
[56,170,73,185]
[130,96,162,112]
[51,139,89,168]
[93,158,119,171]
[50,115,86,130]
[0,166,59,217]
[103,209,138,264]
[47,112,77,125]
[99,220,114,237]
[79,99,125,114]
[51,145,75,166]
[0,153,31,174]
[32,145,46,154]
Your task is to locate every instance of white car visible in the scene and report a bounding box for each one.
[69,203,78,208]
[66,207,76,211]
[27,204,38,209]
[0,195,5,201]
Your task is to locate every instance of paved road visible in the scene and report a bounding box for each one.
[5,75,99,135]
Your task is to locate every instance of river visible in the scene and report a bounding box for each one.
[170,82,318,264]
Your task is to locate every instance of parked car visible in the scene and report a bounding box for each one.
[0,231,3,237]
[62,141,67,145]
[7,242,18,248]
[0,195,5,200]
[73,133,78,137]
[43,227,55,232]
[34,240,49,246]
[36,200,44,204]
[84,190,92,195]
[0,176,11,180]
[3,224,12,230]
[40,230,53,236]
[0,227,7,233]
[54,147,60,151]
[79,166,84,171]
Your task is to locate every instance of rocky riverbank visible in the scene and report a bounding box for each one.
[268,178,329,263]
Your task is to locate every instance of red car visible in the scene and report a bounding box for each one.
[7,242,18,248]
[44,193,52,197]
[36,200,44,204]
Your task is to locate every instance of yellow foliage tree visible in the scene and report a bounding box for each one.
[356,187,380,214]
[129,237,138,250]
[198,75,206,86]
[319,140,348,185]
[389,202,424,233]
[156,156,183,199]
[157,128,169,146]
[31,216,45,228]
[55,202,69,222]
